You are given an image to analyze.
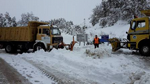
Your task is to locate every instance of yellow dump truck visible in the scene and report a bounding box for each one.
[0,21,63,53]
[109,10,150,56]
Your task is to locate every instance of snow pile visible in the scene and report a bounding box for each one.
[85,44,111,59]
[127,70,150,84]
[13,44,150,84]
[134,73,150,84]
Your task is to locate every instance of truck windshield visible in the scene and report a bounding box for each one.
[137,20,145,28]
[51,28,61,35]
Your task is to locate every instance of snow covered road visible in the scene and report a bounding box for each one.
[0,50,57,84]
[0,58,31,84]
[1,43,150,84]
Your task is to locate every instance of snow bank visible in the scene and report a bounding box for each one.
[134,73,150,84]
[12,43,150,84]
[128,70,150,84]
[85,44,111,59]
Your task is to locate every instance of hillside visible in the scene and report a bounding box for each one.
[86,21,130,41]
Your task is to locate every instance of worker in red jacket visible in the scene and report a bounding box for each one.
[93,35,100,48]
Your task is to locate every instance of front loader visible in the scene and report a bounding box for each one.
[109,10,150,56]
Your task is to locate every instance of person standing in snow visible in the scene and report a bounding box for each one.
[93,35,99,48]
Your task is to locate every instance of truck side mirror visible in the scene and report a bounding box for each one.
[130,21,132,28]
[130,21,136,31]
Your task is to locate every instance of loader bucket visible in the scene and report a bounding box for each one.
[109,38,121,52]
[141,10,150,16]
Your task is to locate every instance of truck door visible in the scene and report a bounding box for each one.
[130,19,150,48]
[41,28,50,44]
[130,20,148,36]
[135,20,147,33]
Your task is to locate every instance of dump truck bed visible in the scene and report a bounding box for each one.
[0,21,48,42]
[0,27,30,41]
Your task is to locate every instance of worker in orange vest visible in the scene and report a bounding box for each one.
[93,35,100,48]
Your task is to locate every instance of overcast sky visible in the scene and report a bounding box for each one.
[0,0,101,25]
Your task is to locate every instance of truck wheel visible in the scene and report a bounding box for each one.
[5,44,17,53]
[34,43,46,51]
[139,45,150,56]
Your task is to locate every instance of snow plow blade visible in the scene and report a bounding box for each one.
[109,38,121,52]
[58,36,77,51]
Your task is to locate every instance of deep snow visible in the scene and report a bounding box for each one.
[1,21,150,84]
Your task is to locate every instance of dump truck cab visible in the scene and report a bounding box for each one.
[35,25,63,51]
[127,10,150,55]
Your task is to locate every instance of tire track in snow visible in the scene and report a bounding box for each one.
[23,58,96,84]
[23,58,61,84]
[0,58,31,84]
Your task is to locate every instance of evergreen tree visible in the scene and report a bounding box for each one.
[49,18,74,34]
[0,13,6,27]
[90,0,150,27]
[0,12,17,27]
[5,12,17,27]
[17,12,39,26]
[11,17,17,27]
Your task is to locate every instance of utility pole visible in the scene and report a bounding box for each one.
[82,18,86,34]
[84,18,85,27]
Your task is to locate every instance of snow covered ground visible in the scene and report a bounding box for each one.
[1,22,150,84]
[86,21,130,41]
